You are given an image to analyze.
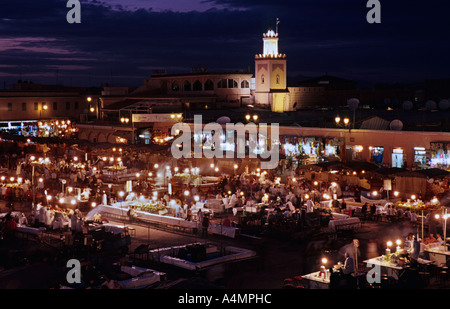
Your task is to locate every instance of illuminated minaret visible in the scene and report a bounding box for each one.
[254,21,289,112]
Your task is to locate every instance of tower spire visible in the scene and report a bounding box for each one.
[276,18,280,34]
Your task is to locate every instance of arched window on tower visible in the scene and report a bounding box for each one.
[184,80,191,91]
[193,80,202,91]
[228,79,238,89]
[261,75,265,84]
[241,80,249,88]
[172,82,179,91]
[217,79,227,88]
[276,74,280,84]
[205,79,214,90]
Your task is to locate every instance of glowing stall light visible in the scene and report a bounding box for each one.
[386,241,393,255]
[395,239,402,252]
[431,197,439,205]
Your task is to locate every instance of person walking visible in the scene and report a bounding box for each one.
[202,213,210,238]
[185,205,192,221]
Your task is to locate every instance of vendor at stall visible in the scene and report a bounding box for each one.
[409,235,421,266]
[342,252,355,276]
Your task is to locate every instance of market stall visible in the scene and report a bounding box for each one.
[364,255,433,281]
[364,256,409,280]
[393,200,441,215]
[117,265,166,289]
[301,271,330,289]
[328,217,361,233]
[421,241,450,265]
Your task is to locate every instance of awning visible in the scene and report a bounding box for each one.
[415,168,450,178]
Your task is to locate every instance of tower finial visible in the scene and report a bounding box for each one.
[276,18,280,34]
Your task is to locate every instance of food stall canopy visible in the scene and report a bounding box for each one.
[344,161,379,172]
[373,167,407,177]
[392,171,427,195]
[415,168,450,178]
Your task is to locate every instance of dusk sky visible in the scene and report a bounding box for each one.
[1,0,449,87]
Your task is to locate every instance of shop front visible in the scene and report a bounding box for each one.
[413,147,428,168]
[192,129,274,157]
[0,119,75,138]
[392,148,406,168]
[369,146,384,166]
[346,145,364,161]
[429,142,450,169]
[0,120,37,136]
[280,136,342,167]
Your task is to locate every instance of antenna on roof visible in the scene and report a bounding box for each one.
[276,18,280,34]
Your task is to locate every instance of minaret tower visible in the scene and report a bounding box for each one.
[254,19,289,112]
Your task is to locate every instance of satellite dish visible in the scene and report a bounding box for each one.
[347,98,360,111]
[402,100,413,111]
[390,120,403,131]
[425,100,437,110]
[439,99,450,110]
[216,116,231,124]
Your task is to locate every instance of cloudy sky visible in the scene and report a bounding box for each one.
[0,0,449,87]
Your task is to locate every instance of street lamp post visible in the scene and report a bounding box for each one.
[335,116,351,132]
[435,208,448,251]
